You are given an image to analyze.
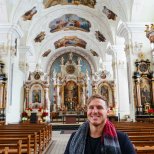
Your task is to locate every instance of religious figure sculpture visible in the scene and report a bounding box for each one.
[69,52,73,60]
[77,57,81,65]
[61,57,64,65]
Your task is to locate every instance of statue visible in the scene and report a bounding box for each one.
[85,69,89,80]
[53,69,57,78]
[69,52,73,60]
[61,57,64,65]
[77,57,82,65]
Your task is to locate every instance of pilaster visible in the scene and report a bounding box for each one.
[18,46,30,79]
[0,24,23,123]
[112,44,130,120]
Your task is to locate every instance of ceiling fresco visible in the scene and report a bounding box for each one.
[49,14,91,33]
[3,0,135,71]
[54,36,87,49]
[43,0,96,8]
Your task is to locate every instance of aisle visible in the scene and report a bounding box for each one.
[46,131,71,154]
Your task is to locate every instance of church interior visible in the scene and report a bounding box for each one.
[0,0,154,153]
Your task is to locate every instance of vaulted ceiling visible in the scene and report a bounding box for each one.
[2,0,154,71]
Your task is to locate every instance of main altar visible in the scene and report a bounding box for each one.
[51,52,89,113]
[50,52,117,123]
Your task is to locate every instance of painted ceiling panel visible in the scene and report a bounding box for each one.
[49,14,91,32]
[43,0,96,8]
[54,36,87,49]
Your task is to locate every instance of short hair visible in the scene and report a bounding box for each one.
[87,94,108,108]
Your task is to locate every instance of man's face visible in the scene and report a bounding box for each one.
[87,98,108,126]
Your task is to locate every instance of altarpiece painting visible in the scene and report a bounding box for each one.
[98,81,115,108]
[64,81,78,111]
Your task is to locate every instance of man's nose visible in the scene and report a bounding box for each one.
[93,107,98,112]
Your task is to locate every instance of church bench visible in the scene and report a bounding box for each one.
[117,129,154,132]
[0,124,52,154]
[0,121,5,125]
[0,133,38,153]
[126,132,154,136]
[0,135,31,154]
[0,125,51,141]
[0,131,47,154]
[135,146,154,154]
[132,141,154,147]
[0,140,26,154]
[129,135,154,141]
[0,124,52,140]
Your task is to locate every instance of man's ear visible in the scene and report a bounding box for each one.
[107,108,110,116]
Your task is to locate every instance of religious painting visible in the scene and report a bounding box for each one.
[98,81,115,107]
[95,31,106,42]
[32,90,41,103]
[22,6,37,21]
[49,14,91,33]
[43,0,96,8]
[102,6,117,21]
[100,85,109,102]
[140,78,152,105]
[64,81,78,111]
[54,36,87,49]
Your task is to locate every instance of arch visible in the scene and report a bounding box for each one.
[46,47,97,75]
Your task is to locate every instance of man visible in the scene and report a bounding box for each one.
[64,94,136,154]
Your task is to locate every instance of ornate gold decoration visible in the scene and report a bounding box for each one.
[145,24,154,44]
[66,65,75,74]
[138,52,145,59]
[34,72,40,80]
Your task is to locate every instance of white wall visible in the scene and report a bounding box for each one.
[6,59,25,124]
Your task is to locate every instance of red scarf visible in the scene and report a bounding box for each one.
[101,119,121,154]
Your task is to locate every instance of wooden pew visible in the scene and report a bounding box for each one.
[0,123,52,154]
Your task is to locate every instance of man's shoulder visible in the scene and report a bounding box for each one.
[117,131,128,141]
[69,131,76,139]
[117,131,126,136]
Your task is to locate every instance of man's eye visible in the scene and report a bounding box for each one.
[97,106,103,110]
[89,106,94,109]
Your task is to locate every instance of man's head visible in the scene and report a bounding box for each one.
[87,94,109,127]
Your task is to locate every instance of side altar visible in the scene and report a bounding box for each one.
[22,65,50,123]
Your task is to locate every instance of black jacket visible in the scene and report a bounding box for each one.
[64,131,136,154]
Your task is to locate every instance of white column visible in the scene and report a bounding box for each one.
[126,22,148,121]
[18,46,30,80]
[0,24,23,123]
[113,45,130,120]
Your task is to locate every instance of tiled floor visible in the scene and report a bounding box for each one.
[46,131,71,154]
